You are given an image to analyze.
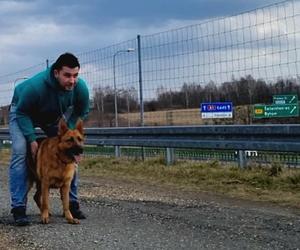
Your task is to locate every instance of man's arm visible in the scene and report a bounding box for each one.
[30,140,39,158]
[15,83,39,143]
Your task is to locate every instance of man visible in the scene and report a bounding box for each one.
[9,52,89,226]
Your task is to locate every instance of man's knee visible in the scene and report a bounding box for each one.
[11,140,27,155]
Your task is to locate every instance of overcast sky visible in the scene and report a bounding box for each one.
[0,0,281,77]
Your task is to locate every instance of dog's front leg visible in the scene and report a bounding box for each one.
[61,183,79,224]
[41,180,50,224]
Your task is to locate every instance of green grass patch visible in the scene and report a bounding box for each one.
[1,149,300,207]
[0,149,10,165]
[80,156,300,207]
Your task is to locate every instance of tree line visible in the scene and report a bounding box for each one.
[93,75,300,114]
[2,75,299,126]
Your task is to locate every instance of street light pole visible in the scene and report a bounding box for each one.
[112,48,135,158]
[113,48,135,127]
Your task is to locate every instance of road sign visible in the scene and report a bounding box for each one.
[273,95,298,104]
[201,102,233,119]
[254,104,299,118]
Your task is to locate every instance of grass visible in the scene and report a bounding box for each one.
[1,149,300,207]
[0,149,10,165]
[119,108,204,126]
[79,156,300,207]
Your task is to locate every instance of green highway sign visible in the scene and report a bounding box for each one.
[254,104,299,118]
[273,95,298,104]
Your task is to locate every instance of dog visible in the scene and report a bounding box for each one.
[28,118,84,224]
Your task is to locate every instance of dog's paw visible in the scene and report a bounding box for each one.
[41,211,50,224]
[67,218,80,224]
[41,216,49,224]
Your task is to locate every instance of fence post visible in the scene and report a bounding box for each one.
[115,146,121,158]
[165,147,175,165]
[238,150,247,168]
[137,34,144,127]
[137,34,145,161]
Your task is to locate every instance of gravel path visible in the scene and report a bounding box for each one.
[0,165,300,250]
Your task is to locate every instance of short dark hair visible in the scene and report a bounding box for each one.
[53,52,80,70]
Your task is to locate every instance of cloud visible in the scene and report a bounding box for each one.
[0,0,298,106]
[0,0,35,12]
[0,0,285,75]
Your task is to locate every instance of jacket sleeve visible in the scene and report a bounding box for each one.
[68,79,90,128]
[15,83,39,143]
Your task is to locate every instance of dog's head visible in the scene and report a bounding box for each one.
[58,118,84,162]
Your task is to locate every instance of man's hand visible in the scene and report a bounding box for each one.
[30,140,39,159]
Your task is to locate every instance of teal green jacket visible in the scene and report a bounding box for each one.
[11,66,89,143]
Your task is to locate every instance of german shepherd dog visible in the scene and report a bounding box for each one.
[28,119,84,224]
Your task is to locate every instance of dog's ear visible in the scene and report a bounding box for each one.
[75,119,83,134]
[58,118,69,136]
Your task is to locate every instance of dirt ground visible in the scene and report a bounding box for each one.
[1,170,300,249]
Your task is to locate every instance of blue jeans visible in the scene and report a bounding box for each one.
[9,105,79,209]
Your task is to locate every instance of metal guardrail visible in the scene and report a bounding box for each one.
[1,124,300,166]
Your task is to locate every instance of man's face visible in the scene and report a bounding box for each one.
[54,66,79,91]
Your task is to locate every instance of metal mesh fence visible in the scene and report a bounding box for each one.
[0,0,300,127]
[0,63,46,106]
[142,0,300,87]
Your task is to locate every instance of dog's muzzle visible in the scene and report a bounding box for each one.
[65,146,83,159]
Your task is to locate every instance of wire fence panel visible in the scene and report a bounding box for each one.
[76,39,139,127]
[0,63,47,107]
[0,0,300,127]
